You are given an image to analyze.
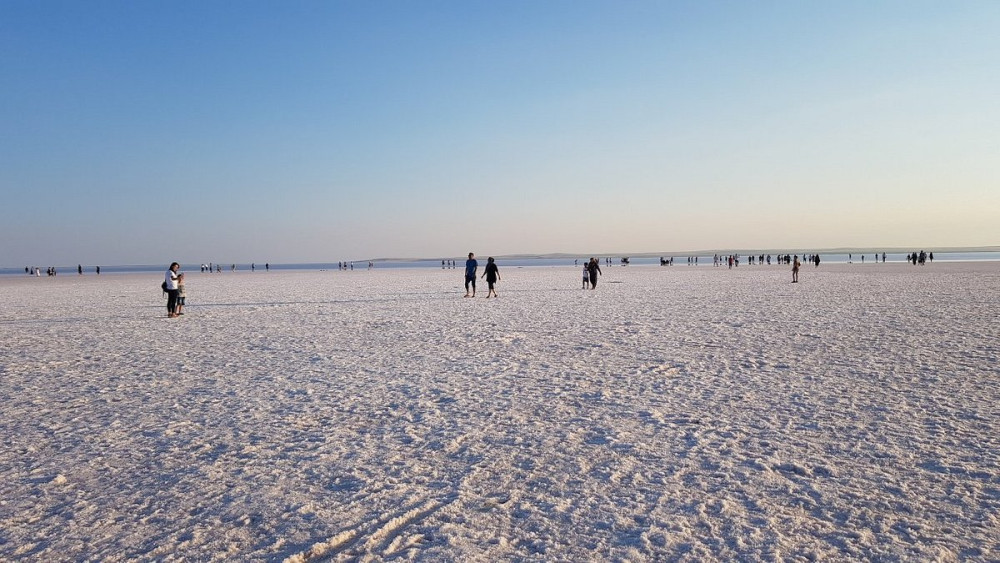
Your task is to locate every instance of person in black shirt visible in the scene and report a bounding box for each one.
[587,257,602,289]
[481,257,501,298]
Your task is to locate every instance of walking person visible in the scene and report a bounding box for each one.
[464,252,478,297]
[481,257,500,298]
[587,257,602,289]
[165,262,181,317]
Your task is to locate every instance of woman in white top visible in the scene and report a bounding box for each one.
[165,262,181,317]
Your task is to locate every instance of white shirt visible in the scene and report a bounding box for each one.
[165,269,179,291]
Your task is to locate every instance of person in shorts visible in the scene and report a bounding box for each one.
[464,252,478,297]
[481,257,500,298]
[176,273,186,315]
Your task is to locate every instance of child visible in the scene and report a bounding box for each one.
[582,262,590,289]
[176,273,187,315]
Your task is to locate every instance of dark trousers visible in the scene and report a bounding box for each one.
[166,289,179,314]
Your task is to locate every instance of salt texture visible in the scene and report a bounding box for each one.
[1,263,998,560]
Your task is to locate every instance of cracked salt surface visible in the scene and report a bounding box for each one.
[1,262,998,560]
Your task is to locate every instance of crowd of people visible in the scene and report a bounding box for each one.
[150,251,944,317]
[25,266,101,276]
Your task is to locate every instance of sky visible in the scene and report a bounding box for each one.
[2,1,998,266]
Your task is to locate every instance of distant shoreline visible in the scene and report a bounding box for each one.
[4,248,999,276]
[7,246,997,272]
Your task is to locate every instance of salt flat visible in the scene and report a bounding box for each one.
[1,263,998,561]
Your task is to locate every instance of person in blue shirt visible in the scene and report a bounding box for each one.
[464,252,478,297]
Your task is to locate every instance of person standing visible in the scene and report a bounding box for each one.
[464,252,478,297]
[587,257,602,289]
[582,261,590,289]
[165,262,181,317]
[481,257,500,298]
[792,255,801,283]
[176,273,186,315]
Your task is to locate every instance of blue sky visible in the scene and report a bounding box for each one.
[2,1,998,266]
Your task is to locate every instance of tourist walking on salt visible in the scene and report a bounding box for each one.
[792,255,801,283]
[587,257,602,289]
[464,252,478,297]
[165,262,181,318]
[482,257,501,298]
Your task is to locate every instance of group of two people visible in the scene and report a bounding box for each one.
[582,257,602,289]
[164,262,187,318]
[463,252,500,298]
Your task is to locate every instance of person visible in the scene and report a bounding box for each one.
[582,262,590,289]
[792,255,801,283]
[176,273,186,315]
[587,257,602,289]
[165,262,181,317]
[481,257,500,298]
[464,252,478,297]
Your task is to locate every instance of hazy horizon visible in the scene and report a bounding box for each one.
[5,246,999,271]
[3,2,998,266]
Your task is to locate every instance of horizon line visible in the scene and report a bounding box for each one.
[5,245,998,270]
